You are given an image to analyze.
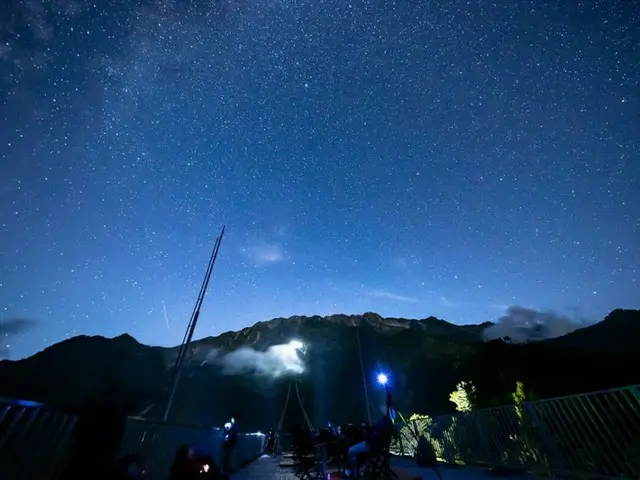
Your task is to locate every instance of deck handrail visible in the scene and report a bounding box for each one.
[394,384,640,480]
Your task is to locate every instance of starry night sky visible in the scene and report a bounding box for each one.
[1,0,638,360]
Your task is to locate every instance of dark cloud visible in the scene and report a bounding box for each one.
[0,318,37,359]
[483,306,587,343]
[0,318,35,335]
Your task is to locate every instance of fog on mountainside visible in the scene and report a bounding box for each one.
[0,309,638,430]
[483,306,587,343]
[203,340,306,377]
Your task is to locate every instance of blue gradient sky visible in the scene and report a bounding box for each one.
[1,0,638,359]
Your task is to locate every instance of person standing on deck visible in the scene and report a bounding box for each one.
[265,428,275,454]
[220,411,240,477]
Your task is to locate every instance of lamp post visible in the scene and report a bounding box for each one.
[376,372,392,417]
[377,371,404,458]
[376,373,389,391]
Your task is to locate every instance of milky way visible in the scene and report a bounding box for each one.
[1,0,638,359]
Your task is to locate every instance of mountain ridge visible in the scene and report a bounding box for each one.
[192,312,493,351]
[0,309,637,430]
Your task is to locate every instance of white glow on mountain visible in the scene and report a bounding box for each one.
[205,340,306,377]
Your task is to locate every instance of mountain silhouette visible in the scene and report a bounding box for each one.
[0,309,637,430]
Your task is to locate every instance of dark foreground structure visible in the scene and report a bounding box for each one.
[0,383,638,479]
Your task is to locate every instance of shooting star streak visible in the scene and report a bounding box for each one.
[162,300,170,329]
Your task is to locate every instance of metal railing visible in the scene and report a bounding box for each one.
[119,417,267,480]
[0,395,267,480]
[3,385,639,479]
[393,384,640,479]
[0,397,78,480]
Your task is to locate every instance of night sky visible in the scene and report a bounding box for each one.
[1,0,638,360]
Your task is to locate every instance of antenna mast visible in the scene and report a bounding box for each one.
[161,226,226,422]
[355,320,372,424]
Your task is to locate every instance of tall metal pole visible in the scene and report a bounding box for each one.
[355,323,372,424]
[168,233,218,397]
[161,226,226,422]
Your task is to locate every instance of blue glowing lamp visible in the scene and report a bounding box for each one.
[376,373,389,386]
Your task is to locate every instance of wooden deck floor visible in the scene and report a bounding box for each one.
[231,455,533,480]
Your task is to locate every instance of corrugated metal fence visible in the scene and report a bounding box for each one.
[0,398,77,479]
[393,385,640,479]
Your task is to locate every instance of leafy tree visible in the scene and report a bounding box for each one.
[392,413,435,456]
[449,381,476,412]
[513,380,527,419]
[513,380,527,403]
[504,381,546,466]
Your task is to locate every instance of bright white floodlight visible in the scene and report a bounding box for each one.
[377,373,389,386]
[289,340,304,350]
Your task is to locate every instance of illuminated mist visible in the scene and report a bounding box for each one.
[205,340,306,377]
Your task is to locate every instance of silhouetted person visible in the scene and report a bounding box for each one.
[170,445,200,480]
[345,392,395,478]
[170,445,221,480]
[265,428,275,454]
[220,411,240,477]
[59,381,134,480]
[198,454,221,478]
[415,438,443,480]
[113,454,146,479]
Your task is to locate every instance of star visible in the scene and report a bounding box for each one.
[0,0,637,359]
